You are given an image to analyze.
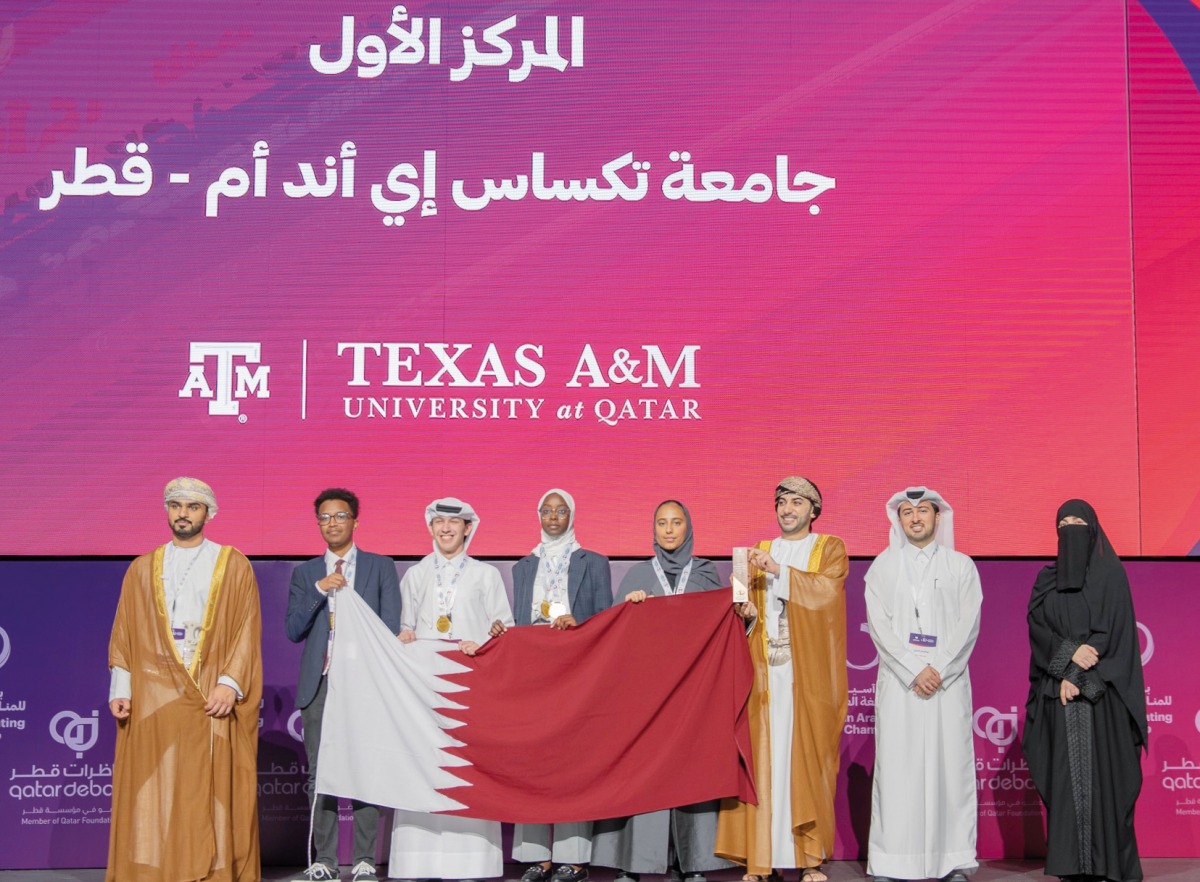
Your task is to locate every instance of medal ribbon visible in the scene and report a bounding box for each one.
[535,545,572,619]
[651,558,692,596]
[435,553,468,619]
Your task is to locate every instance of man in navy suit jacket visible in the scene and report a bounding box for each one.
[285,488,401,882]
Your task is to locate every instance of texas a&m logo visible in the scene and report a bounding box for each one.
[179,342,270,418]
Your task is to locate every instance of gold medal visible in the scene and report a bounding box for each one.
[436,615,451,633]
[540,600,551,619]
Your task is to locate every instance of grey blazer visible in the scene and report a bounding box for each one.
[511,548,613,626]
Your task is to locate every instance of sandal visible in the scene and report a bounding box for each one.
[800,869,828,882]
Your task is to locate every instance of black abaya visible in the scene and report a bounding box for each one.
[1022,500,1146,882]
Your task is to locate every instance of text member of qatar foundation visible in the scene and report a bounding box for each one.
[390,497,515,882]
[715,476,848,882]
[592,499,734,882]
[107,477,262,882]
[492,488,612,882]
[864,487,982,882]
[1022,500,1147,882]
[286,488,401,882]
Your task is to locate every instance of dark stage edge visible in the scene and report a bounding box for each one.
[1,861,1197,881]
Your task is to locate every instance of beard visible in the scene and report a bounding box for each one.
[779,516,812,537]
[171,518,204,541]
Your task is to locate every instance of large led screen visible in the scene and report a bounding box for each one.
[3,0,1199,556]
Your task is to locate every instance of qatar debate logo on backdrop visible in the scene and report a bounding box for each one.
[973,706,1019,748]
[49,710,100,757]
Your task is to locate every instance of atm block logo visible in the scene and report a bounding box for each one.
[179,342,271,418]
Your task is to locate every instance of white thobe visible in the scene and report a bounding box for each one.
[864,541,982,880]
[764,533,819,869]
[391,551,515,879]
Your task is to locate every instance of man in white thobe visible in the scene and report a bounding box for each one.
[864,487,981,882]
[391,497,515,880]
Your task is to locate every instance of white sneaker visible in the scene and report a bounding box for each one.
[295,863,338,882]
[351,861,380,882]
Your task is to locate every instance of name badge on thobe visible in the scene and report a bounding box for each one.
[179,621,202,668]
[172,626,186,641]
[909,632,937,660]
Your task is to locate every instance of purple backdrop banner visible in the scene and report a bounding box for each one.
[0,558,1196,869]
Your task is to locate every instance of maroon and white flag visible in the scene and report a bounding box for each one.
[316,587,756,822]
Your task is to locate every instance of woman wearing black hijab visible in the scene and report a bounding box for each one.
[1022,500,1147,882]
[591,500,732,882]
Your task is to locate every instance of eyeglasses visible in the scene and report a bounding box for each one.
[317,512,354,524]
[539,507,570,517]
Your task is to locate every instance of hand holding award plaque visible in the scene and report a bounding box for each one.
[732,546,757,619]
[732,547,750,603]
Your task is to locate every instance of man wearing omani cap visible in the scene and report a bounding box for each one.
[863,488,981,882]
[106,478,262,882]
[390,497,515,881]
[716,477,848,882]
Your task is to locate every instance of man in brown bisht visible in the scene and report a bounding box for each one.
[106,477,263,882]
[716,476,848,882]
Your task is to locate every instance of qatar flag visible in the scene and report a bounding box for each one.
[316,586,757,822]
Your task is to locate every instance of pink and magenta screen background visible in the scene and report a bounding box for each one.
[3,0,1200,557]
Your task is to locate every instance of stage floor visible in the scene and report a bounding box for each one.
[1,861,1196,881]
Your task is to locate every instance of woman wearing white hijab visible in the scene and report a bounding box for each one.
[503,489,613,882]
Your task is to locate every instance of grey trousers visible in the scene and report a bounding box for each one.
[303,675,380,868]
[512,822,594,864]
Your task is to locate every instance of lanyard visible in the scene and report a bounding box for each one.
[901,546,935,635]
[538,545,571,602]
[435,554,468,615]
[651,558,692,596]
[323,558,345,676]
[166,544,204,626]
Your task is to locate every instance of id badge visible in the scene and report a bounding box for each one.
[908,632,937,660]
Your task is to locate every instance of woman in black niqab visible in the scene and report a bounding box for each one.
[1022,500,1147,882]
